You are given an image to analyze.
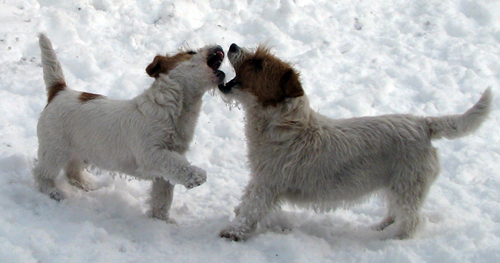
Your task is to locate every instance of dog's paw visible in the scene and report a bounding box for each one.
[37,179,65,201]
[163,217,177,224]
[183,165,207,189]
[150,210,177,224]
[220,228,246,241]
[220,225,253,241]
[372,216,395,231]
[47,188,65,201]
[69,178,94,192]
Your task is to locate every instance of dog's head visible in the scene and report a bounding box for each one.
[218,44,304,107]
[146,45,225,91]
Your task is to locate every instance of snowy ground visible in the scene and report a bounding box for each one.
[1,0,499,262]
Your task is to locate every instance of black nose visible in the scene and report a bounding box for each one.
[229,43,240,53]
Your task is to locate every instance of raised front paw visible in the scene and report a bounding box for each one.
[183,165,207,189]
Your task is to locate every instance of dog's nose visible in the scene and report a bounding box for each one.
[212,45,224,56]
[229,43,240,53]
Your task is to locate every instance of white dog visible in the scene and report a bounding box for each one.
[34,33,224,222]
[218,43,492,240]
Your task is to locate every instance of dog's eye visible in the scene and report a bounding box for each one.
[252,59,263,70]
[187,51,197,55]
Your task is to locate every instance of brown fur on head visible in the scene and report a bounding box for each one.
[146,52,195,78]
[231,46,304,106]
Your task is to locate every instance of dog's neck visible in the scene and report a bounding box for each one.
[135,75,206,152]
[244,95,315,142]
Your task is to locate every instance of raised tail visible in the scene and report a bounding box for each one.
[39,33,66,103]
[427,88,492,140]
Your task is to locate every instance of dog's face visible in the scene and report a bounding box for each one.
[146,45,225,90]
[219,44,304,107]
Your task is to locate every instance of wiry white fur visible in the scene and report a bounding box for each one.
[34,33,223,222]
[219,47,492,241]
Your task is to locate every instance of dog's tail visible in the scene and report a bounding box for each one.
[39,33,66,103]
[426,88,492,140]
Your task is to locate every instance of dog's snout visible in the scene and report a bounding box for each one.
[229,43,240,53]
[211,45,224,56]
[214,70,225,84]
[218,78,239,94]
[227,44,242,67]
[207,46,225,70]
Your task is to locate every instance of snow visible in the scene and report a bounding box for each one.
[1,0,499,262]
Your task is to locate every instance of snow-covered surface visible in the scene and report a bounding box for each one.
[1,0,499,262]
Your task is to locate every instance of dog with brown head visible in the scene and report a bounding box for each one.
[218,43,491,241]
[219,44,303,107]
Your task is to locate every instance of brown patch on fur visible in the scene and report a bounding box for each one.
[79,92,105,102]
[47,81,66,104]
[235,46,304,106]
[146,52,194,78]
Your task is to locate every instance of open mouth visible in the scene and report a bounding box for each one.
[218,77,240,94]
[207,46,224,70]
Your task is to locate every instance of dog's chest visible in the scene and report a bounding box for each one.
[154,129,190,154]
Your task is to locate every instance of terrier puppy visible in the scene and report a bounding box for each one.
[218,43,492,240]
[34,33,224,222]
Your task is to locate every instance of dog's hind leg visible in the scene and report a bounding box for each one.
[65,158,93,191]
[149,177,176,223]
[389,153,440,239]
[33,155,66,201]
[373,191,397,231]
[390,190,423,239]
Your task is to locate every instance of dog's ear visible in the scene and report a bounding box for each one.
[280,69,304,98]
[146,56,164,78]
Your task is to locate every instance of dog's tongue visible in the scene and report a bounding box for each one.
[208,50,224,70]
[216,50,224,60]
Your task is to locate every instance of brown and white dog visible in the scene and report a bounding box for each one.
[34,33,224,222]
[218,43,492,240]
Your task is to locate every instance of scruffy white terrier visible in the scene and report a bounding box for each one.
[34,33,224,222]
[218,43,492,240]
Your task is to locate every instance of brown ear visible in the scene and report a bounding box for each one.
[280,69,304,98]
[146,56,163,78]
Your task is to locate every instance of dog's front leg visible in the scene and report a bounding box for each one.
[148,177,177,223]
[220,178,279,241]
[139,148,206,189]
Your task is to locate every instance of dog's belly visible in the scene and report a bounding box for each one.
[282,177,383,207]
[281,171,386,205]
[72,146,139,176]
[86,157,138,176]
[263,150,392,207]
[94,157,139,176]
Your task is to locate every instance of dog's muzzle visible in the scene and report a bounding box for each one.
[217,43,244,94]
[218,78,240,94]
[207,46,224,70]
[228,43,242,67]
[207,46,225,84]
